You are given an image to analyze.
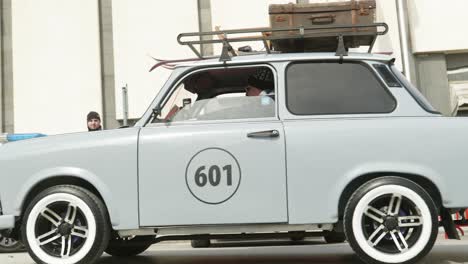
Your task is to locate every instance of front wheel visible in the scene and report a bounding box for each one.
[344,177,438,264]
[21,185,110,264]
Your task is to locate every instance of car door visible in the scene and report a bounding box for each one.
[138,67,288,226]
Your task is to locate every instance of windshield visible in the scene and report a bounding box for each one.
[147,66,277,124]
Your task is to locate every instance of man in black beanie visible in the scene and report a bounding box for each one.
[245,67,274,97]
[87,111,102,131]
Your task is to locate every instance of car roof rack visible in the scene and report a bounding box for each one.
[177,23,388,62]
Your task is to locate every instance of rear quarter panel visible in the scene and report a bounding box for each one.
[284,116,468,224]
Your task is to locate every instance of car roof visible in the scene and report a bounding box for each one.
[175,52,393,68]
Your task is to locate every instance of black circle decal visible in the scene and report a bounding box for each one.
[185,148,241,205]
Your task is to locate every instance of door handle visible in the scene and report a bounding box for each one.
[247,130,280,138]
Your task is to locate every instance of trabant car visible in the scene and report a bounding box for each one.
[1,40,468,264]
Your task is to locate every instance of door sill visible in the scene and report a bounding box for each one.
[118,223,333,237]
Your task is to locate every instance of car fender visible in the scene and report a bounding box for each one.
[13,166,119,227]
[331,161,447,215]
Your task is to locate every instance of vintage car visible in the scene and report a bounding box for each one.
[1,26,467,264]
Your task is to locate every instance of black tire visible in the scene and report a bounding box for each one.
[191,239,211,248]
[324,231,346,244]
[21,185,110,264]
[344,177,438,264]
[0,235,25,253]
[105,236,154,257]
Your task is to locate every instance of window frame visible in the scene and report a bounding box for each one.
[390,65,441,115]
[373,64,402,88]
[144,64,280,127]
[284,60,398,116]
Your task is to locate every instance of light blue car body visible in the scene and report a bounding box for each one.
[1,52,467,233]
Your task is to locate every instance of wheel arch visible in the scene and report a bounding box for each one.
[15,169,119,228]
[21,176,104,212]
[338,172,443,220]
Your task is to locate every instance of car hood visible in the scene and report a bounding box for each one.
[0,128,139,162]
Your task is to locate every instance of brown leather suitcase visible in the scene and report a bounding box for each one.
[269,0,376,52]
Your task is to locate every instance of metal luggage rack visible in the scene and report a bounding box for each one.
[177,23,388,62]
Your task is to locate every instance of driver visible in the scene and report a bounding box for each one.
[245,67,274,97]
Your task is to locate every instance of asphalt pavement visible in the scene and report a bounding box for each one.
[1,235,468,264]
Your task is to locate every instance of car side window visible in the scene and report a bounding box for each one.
[286,62,396,115]
[154,83,198,122]
[151,66,276,124]
[171,95,275,122]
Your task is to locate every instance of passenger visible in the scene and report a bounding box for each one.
[87,111,102,131]
[245,68,274,97]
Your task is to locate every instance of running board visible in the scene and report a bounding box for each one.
[118,223,333,237]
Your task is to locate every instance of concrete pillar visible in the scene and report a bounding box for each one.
[98,0,120,129]
[415,54,452,116]
[198,0,213,56]
[396,0,418,86]
[0,0,14,133]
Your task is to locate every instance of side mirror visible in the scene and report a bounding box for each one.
[182,98,192,107]
[149,106,167,124]
[152,106,162,117]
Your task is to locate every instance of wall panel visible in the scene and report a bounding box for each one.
[112,0,199,119]
[12,0,102,134]
[408,0,468,53]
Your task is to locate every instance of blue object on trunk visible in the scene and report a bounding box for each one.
[6,133,47,142]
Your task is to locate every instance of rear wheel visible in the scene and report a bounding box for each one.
[21,185,110,264]
[344,177,438,264]
[105,236,154,257]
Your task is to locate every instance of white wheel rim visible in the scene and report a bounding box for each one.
[26,193,97,264]
[352,185,432,263]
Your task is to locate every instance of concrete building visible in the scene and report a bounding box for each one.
[1,0,467,135]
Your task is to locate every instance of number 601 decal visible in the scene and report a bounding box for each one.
[186,148,241,204]
[195,165,232,187]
